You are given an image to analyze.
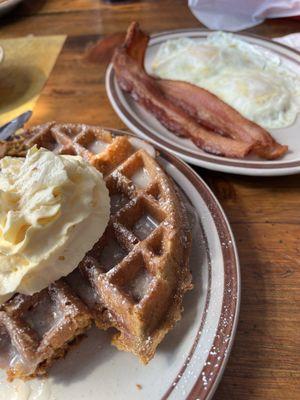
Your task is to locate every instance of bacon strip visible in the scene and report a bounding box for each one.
[113,47,252,158]
[157,80,288,160]
[112,22,287,159]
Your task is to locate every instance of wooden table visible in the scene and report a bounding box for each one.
[1,1,299,399]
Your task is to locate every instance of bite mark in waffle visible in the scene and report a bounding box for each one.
[0,123,192,380]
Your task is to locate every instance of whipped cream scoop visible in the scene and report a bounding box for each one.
[0,146,110,304]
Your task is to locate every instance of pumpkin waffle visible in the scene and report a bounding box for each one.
[0,122,192,380]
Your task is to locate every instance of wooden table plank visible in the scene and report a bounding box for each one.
[0,0,200,37]
[1,0,300,38]
[1,1,300,399]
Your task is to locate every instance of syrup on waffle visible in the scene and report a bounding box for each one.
[0,123,192,380]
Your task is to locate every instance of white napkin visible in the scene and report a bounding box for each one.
[188,0,300,31]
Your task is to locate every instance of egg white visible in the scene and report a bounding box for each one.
[152,32,300,129]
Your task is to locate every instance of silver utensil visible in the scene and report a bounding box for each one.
[0,110,32,140]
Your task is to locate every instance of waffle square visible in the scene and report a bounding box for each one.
[0,281,91,381]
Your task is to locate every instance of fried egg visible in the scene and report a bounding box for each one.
[152,32,300,129]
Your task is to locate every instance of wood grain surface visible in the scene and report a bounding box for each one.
[1,1,300,399]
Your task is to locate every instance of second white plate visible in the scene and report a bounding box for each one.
[106,29,300,176]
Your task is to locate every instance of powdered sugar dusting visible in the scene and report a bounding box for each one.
[133,215,159,240]
[127,270,153,302]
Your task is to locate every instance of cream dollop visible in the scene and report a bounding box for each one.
[0,146,110,304]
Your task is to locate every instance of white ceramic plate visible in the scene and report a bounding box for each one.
[0,0,23,16]
[0,133,240,400]
[106,29,300,176]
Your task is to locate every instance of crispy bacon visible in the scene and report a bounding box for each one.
[113,46,252,158]
[157,80,288,160]
[112,22,288,160]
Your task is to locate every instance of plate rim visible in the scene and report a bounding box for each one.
[0,127,240,400]
[105,28,300,176]
[108,128,241,400]
[0,0,23,12]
